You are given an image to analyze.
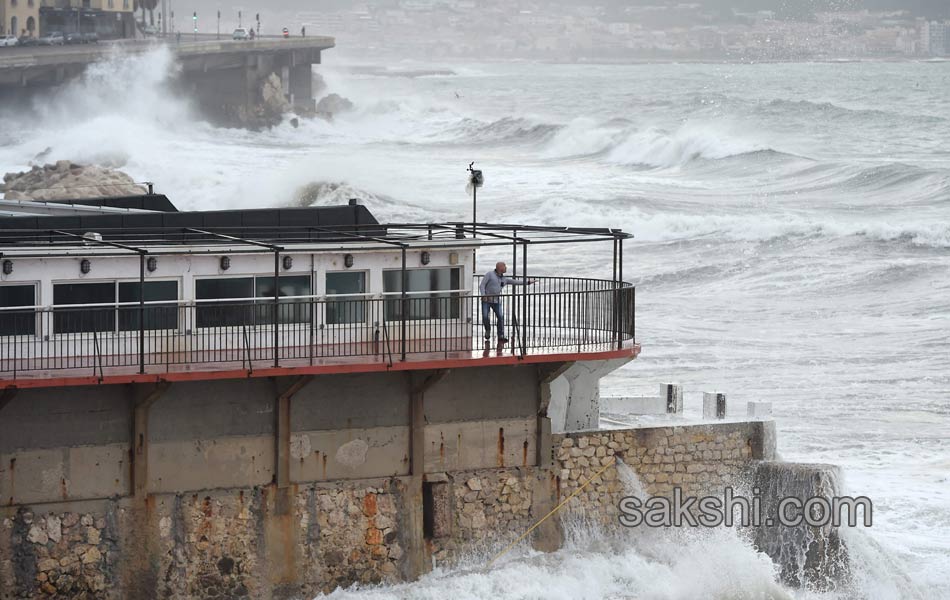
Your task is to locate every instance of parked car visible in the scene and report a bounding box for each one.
[143,25,158,36]
[18,36,40,47]
[81,32,98,44]
[0,35,18,47]
[65,32,84,45]
[232,27,250,40]
[37,31,65,46]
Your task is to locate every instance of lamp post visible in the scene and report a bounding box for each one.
[467,162,483,271]
[192,11,196,41]
[238,10,242,28]
[216,10,220,39]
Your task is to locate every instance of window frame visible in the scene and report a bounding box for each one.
[51,278,181,336]
[194,273,314,329]
[324,270,371,328]
[0,282,39,338]
[381,267,465,323]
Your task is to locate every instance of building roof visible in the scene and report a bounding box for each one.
[0,193,630,257]
[0,204,386,247]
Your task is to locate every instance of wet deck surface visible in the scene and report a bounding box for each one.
[1,338,640,388]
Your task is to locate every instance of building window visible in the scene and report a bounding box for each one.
[108,0,114,8]
[383,268,461,321]
[196,275,311,328]
[118,281,179,331]
[54,282,115,333]
[25,16,33,34]
[326,271,366,325]
[0,284,36,336]
[255,275,311,325]
[53,281,179,334]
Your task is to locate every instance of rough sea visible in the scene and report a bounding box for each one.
[0,48,947,599]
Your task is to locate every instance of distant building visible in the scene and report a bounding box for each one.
[38,0,134,39]
[921,20,950,56]
[1,0,41,38]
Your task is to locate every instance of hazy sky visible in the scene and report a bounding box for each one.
[182,1,950,19]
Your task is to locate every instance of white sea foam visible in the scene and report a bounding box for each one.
[606,123,765,167]
[2,56,948,598]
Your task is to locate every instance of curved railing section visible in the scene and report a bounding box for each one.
[0,276,635,378]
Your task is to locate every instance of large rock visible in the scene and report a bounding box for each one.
[261,73,292,118]
[1,160,146,201]
[315,93,355,117]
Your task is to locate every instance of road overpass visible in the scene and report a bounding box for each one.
[0,36,335,126]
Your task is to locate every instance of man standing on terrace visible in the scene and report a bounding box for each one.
[479,262,534,344]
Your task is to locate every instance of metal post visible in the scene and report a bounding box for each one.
[273,250,280,367]
[521,241,527,357]
[612,237,618,348]
[139,253,146,374]
[511,237,517,347]
[618,236,624,350]
[512,229,517,278]
[217,10,220,39]
[472,183,477,272]
[400,247,407,361]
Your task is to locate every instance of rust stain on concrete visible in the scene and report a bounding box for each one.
[497,427,505,467]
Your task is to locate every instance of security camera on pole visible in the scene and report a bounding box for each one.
[192,11,197,41]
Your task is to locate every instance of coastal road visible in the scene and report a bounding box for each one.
[0,35,331,68]
[0,35,334,86]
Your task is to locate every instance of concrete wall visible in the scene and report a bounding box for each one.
[1,414,847,598]
[1,365,540,506]
[0,386,131,505]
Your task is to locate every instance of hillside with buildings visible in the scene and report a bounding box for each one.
[255,1,950,61]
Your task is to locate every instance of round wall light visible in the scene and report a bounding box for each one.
[282,255,293,270]
[343,254,354,269]
[80,259,91,274]
[220,256,231,271]
[2,260,12,275]
[146,256,158,272]
[421,251,431,265]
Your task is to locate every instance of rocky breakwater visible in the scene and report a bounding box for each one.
[1,161,146,201]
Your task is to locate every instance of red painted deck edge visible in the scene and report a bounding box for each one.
[0,345,641,390]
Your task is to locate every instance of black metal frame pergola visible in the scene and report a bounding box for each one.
[0,221,633,376]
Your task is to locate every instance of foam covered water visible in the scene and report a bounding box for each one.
[1,54,948,599]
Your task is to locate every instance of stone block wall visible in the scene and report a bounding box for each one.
[552,422,775,523]
[0,480,410,600]
[428,468,546,564]
[0,503,120,598]
[1,420,776,598]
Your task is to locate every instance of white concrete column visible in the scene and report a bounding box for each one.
[703,392,726,419]
[660,383,682,414]
[545,357,633,432]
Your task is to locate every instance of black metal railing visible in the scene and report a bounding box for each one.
[0,277,635,378]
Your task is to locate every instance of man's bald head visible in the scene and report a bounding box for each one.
[495,262,507,274]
